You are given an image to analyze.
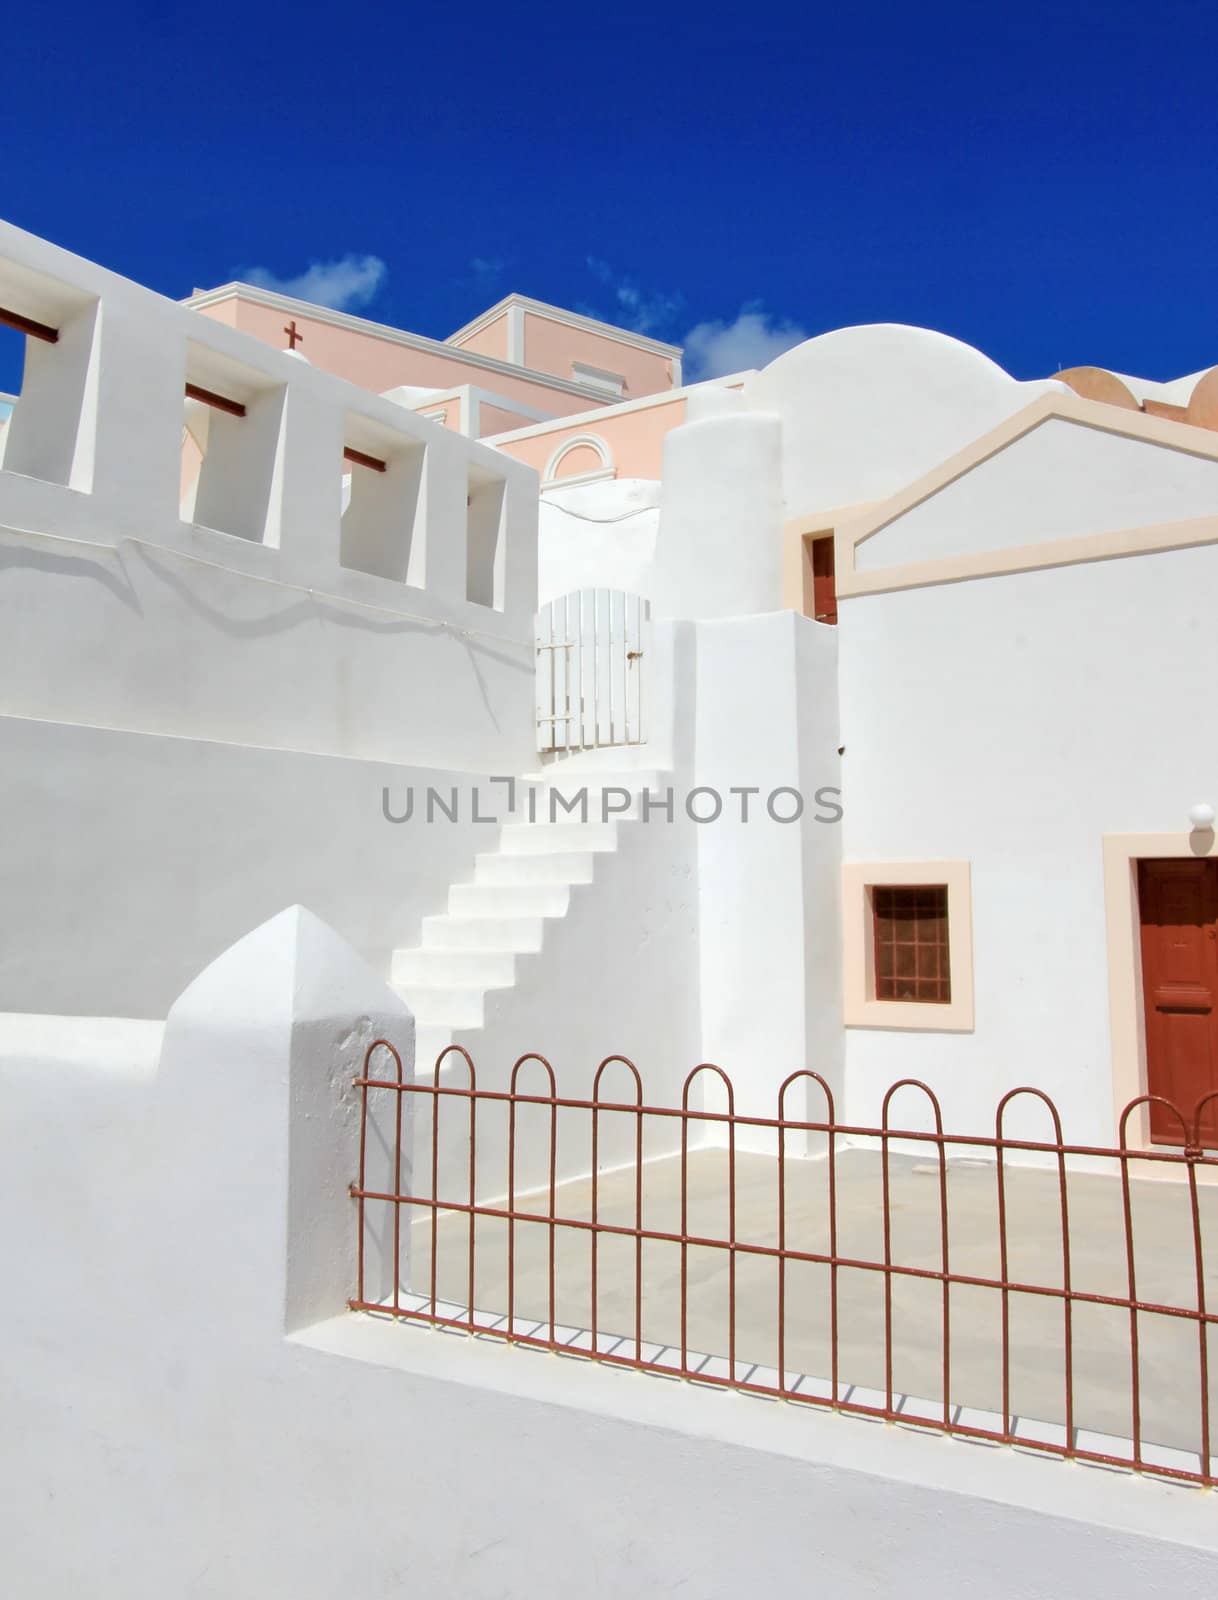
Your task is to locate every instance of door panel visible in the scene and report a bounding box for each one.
[811,536,837,625]
[1138,859,1218,1146]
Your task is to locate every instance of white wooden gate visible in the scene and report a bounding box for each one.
[535,588,649,753]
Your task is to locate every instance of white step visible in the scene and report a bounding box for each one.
[517,794,646,823]
[498,820,618,855]
[518,775,661,823]
[448,881,571,918]
[421,913,545,953]
[473,851,596,886]
[391,948,516,989]
[387,767,654,1043]
[393,986,484,1029]
[541,750,666,777]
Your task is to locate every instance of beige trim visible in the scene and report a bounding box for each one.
[1102,830,1218,1153]
[781,501,878,612]
[836,392,1218,601]
[842,860,974,1032]
[542,431,613,486]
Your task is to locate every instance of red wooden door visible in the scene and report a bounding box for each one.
[810,536,837,625]
[1138,859,1218,1146]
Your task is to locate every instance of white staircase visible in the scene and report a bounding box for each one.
[392,772,661,1071]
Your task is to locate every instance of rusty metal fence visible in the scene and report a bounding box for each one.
[349,1042,1218,1488]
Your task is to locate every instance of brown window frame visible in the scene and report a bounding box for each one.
[872,884,952,1005]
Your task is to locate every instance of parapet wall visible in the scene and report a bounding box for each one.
[0,220,539,767]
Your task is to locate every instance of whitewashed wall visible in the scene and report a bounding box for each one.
[0,714,521,1016]
[693,612,843,1141]
[839,542,1218,1143]
[0,221,541,1018]
[0,220,537,627]
[0,523,535,770]
[0,219,538,770]
[744,322,1062,519]
[2,911,1213,1598]
[857,416,1218,570]
[537,478,660,604]
[652,410,784,619]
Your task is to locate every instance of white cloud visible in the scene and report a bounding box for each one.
[243,253,387,312]
[683,304,808,380]
[583,257,683,336]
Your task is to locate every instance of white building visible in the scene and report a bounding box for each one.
[3,219,1218,1593]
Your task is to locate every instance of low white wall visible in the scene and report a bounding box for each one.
[2,911,1214,1598]
[839,542,1218,1142]
[0,714,516,1016]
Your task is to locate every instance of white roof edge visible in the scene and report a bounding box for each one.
[180,282,626,406]
[446,292,684,359]
[484,370,756,444]
[383,382,557,425]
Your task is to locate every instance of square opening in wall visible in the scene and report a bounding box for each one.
[0,266,98,491]
[0,321,23,467]
[466,463,507,610]
[340,411,426,585]
[183,342,285,545]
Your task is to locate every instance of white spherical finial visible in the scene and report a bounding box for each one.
[1189,803,1215,832]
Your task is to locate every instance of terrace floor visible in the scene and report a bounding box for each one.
[403,1147,1218,1465]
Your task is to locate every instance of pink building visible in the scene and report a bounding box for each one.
[184,284,682,440]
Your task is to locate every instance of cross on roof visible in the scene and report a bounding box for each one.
[284,319,304,351]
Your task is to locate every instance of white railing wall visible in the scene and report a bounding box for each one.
[0,220,537,638]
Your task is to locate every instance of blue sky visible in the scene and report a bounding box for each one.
[1,0,1215,394]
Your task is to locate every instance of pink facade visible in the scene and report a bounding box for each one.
[197,297,578,423]
[186,289,682,447]
[451,312,509,361]
[493,395,689,482]
[479,401,535,437]
[522,311,674,399]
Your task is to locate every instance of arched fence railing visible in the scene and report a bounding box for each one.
[351,1043,1218,1488]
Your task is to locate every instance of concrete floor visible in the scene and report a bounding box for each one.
[406,1147,1218,1457]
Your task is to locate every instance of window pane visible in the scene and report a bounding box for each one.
[873,885,951,1004]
